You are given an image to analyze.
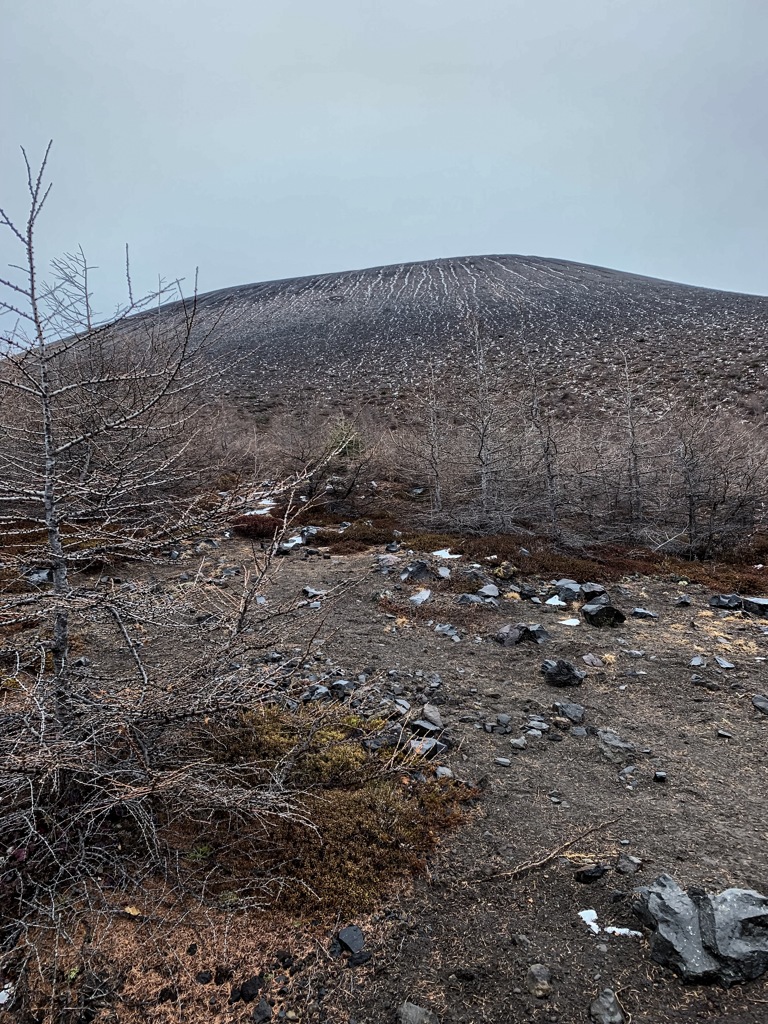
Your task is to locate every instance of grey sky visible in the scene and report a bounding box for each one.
[2,0,768,313]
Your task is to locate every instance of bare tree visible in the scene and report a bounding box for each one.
[0,145,230,686]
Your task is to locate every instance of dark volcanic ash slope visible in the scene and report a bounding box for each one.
[186,255,768,408]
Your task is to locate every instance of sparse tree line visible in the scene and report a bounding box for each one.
[256,334,767,562]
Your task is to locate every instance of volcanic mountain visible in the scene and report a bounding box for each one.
[182,254,768,411]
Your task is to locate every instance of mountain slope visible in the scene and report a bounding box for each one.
[184,255,768,409]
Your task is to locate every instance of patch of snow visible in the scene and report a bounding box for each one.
[433,548,462,559]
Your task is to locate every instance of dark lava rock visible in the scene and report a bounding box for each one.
[556,578,582,603]
[240,975,265,1002]
[397,1001,440,1024]
[541,659,585,687]
[554,700,586,723]
[632,607,658,620]
[634,874,768,986]
[581,582,607,602]
[743,596,768,617]
[196,971,214,984]
[456,593,484,605]
[752,694,768,716]
[589,988,625,1024]
[526,963,553,998]
[252,997,273,1022]
[615,854,643,875]
[597,729,636,763]
[411,719,440,735]
[408,737,447,757]
[338,925,365,954]
[157,986,177,1003]
[709,594,743,610]
[400,560,432,583]
[575,863,609,884]
[675,595,692,607]
[582,602,626,627]
[495,622,551,646]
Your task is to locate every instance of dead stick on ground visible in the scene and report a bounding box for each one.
[472,814,625,884]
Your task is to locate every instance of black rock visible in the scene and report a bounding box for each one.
[252,997,273,1022]
[597,729,636,762]
[575,864,609,884]
[338,925,365,953]
[589,988,625,1024]
[196,971,214,984]
[632,607,658,620]
[581,582,607,602]
[582,602,626,627]
[411,719,440,735]
[553,700,586,723]
[743,596,768,617]
[240,975,265,1002]
[400,560,432,583]
[495,622,551,645]
[157,986,177,1003]
[752,694,768,716]
[540,659,585,687]
[526,963,553,998]
[675,595,692,607]
[397,1002,439,1024]
[709,594,743,610]
[456,593,484,605]
[634,874,768,986]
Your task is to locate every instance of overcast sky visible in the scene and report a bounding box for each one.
[2,0,767,313]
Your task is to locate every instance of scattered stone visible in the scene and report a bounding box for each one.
[714,656,735,670]
[479,583,500,598]
[410,589,431,606]
[456,593,483,605]
[541,659,585,688]
[554,701,586,724]
[252,998,273,1022]
[589,989,625,1024]
[632,608,658,620]
[583,602,626,627]
[742,596,768,617]
[557,579,584,603]
[408,737,447,757]
[690,656,707,668]
[397,1002,439,1024]
[509,737,528,750]
[437,566,451,579]
[411,719,440,735]
[675,594,692,606]
[302,586,327,598]
[583,653,604,667]
[494,757,512,767]
[571,726,588,738]
[575,864,610,884]
[717,729,734,739]
[495,623,551,646]
[597,729,636,763]
[422,704,444,728]
[338,925,365,954]
[435,766,453,779]
[435,623,461,641]
[526,963,553,998]
[240,975,265,1002]
[634,874,768,986]
[615,854,643,875]
[581,582,607,602]
[710,594,743,610]
[400,560,432,583]
[654,771,668,783]
[752,694,768,716]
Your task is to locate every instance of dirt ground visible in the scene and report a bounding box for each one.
[163,532,768,1024]
[6,530,768,1024]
